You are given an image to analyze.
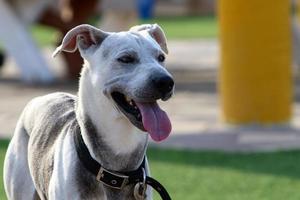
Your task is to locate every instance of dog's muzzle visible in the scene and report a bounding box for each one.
[108,72,174,142]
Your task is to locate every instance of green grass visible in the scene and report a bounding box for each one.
[148,148,300,200]
[30,16,218,47]
[2,139,300,200]
[0,140,8,199]
[31,25,60,47]
[142,16,218,39]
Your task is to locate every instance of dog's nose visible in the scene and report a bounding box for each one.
[152,75,174,96]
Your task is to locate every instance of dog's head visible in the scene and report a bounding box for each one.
[53,24,174,142]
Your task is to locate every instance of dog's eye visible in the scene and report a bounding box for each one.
[158,54,165,62]
[117,55,136,64]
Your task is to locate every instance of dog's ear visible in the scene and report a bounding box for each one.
[130,24,168,54]
[53,24,108,57]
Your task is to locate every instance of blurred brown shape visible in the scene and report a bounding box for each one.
[39,0,99,80]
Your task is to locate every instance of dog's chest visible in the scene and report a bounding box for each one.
[75,166,138,200]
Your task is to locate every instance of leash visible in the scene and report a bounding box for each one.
[74,130,172,200]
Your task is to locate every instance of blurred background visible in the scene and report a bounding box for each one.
[1,0,300,199]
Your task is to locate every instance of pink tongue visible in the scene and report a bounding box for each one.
[135,102,171,142]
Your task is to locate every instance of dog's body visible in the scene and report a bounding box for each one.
[4,24,174,199]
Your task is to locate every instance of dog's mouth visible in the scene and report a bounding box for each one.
[111,91,171,142]
[111,91,144,130]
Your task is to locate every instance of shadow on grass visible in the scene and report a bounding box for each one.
[0,139,9,149]
[147,147,300,180]
[175,80,217,93]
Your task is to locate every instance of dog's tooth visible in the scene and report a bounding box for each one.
[126,96,131,102]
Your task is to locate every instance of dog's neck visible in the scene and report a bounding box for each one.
[75,66,148,171]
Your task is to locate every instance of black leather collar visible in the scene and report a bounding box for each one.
[74,130,172,199]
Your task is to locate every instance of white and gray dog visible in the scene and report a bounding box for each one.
[3,24,174,199]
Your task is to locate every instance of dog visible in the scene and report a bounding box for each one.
[4,24,174,199]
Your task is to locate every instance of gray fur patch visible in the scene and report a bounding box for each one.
[27,93,77,198]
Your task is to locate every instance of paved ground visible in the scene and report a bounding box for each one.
[1,39,300,152]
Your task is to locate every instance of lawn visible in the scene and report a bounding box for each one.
[31,16,218,47]
[0,140,8,199]
[142,16,218,39]
[1,139,300,200]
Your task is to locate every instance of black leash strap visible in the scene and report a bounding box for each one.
[145,177,171,200]
[74,130,172,200]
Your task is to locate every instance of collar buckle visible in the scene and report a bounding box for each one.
[96,167,129,189]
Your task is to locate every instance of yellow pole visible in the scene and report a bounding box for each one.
[297,0,300,18]
[218,0,292,124]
